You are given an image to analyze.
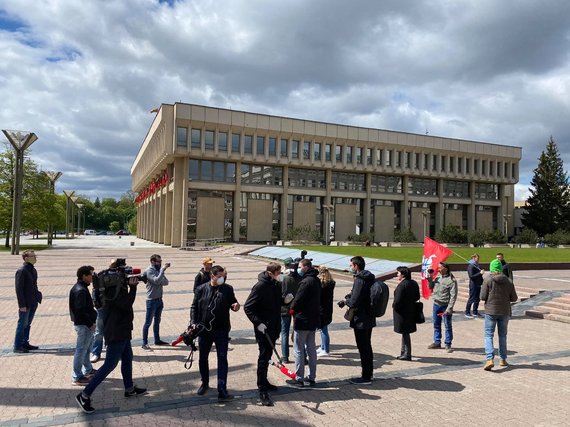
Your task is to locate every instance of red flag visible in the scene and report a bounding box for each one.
[421,237,453,299]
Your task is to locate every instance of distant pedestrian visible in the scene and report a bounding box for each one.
[14,250,42,353]
[465,254,484,318]
[194,257,214,291]
[317,266,335,357]
[496,253,513,283]
[69,266,98,386]
[427,262,457,353]
[392,266,420,361]
[481,259,518,371]
[279,260,299,363]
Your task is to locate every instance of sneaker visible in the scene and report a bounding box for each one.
[427,343,441,349]
[141,344,152,351]
[259,391,274,406]
[197,383,209,396]
[286,379,304,388]
[154,340,169,346]
[72,377,91,386]
[464,313,474,319]
[13,347,29,354]
[484,360,494,371]
[85,369,98,379]
[279,356,290,364]
[317,349,330,357]
[445,345,453,353]
[396,355,412,361]
[90,354,100,363]
[217,390,234,403]
[75,393,95,414]
[499,359,508,367]
[349,377,372,385]
[304,378,316,387]
[474,313,484,318]
[124,386,147,398]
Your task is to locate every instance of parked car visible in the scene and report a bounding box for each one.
[115,230,130,235]
[84,229,96,235]
[96,231,108,235]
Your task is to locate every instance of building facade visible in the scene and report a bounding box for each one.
[131,103,522,247]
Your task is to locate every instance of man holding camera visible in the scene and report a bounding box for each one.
[191,265,240,402]
[141,254,170,351]
[339,256,376,385]
[75,259,146,414]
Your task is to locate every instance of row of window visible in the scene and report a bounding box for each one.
[178,127,517,179]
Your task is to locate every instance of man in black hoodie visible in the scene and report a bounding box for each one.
[289,259,321,387]
[342,256,376,385]
[244,262,292,406]
[69,266,98,386]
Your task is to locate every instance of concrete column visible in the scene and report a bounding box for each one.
[280,166,289,240]
[158,190,165,244]
[435,179,444,233]
[164,188,173,245]
[363,172,372,233]
[171,157,186,247]
[468,180,476,230]
[401,175,409,229]
[152,195,159,242]
[233,161,242,242]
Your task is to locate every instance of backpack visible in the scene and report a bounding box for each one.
[370,279,389,317]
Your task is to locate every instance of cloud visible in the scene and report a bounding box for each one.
[1,0,570,201]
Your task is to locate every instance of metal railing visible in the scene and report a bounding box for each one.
[182,237,228,250]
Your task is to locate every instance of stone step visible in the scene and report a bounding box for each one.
[542,301,570,311]
[542,313,570,324]
[533,306,570,317]
[525,309,546,319]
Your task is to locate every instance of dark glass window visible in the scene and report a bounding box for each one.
[332,172,366,191]
[335,145,342,162]
[177,127,187,147]
[346,146,353,163]
[443,180,469,198]
[232,133,240,154]
[292,140,299,159]
[257,136,265,156]
[269,137,277,156]
[218,132,228,152]
[244,135,253,154]
[408,178,438,196]
[205,130,214,150]
[370,175,402,193]
[314,143,321,161]
[280,139,288,157]
[325,144,332,161]
[367,148,372,165]
[191,129,201,150]
[303,141,310,160]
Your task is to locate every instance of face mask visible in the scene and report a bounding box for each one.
[297,268,304,277]
[27,257,37,265]
[350,268,357,275]
[154,263,161,270]
[216,277,225,286]
[277,273,284,282]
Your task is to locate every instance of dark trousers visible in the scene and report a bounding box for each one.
[466,283,481,314]
[354,328,373,380]
[400,333,411,357]
[198,329,230,392]
[84,340,133,397]
[256,334,275,391]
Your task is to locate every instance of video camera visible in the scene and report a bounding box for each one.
[92,258,145,308]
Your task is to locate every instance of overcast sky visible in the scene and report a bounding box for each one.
[1,0,569,201]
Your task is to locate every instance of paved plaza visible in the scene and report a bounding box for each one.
[1,236,569,426]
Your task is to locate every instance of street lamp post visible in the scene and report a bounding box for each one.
[77,203,84,235]
[422,209,430,238]
[70,196,78,238]
[322,204,333,246]
[44,171,62,246]
[503,214,512,238]
[63,190,75,239]
[2,130,38,255]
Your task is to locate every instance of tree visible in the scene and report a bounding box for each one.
[522,137,570,235]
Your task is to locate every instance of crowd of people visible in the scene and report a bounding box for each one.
[12,249,517,413]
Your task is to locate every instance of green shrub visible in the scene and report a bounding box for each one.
[286,224,321,241]
[513,228,538,244]
[468,229,486,247]
[435,225,468,244]
[347,232,374,243]
[486,229,507,244]
[394,228,416,242]
[545,229,570,246]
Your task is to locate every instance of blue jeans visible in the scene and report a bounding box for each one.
[142,298,164,345]
[432,303,453,346]
[320,325,330,353]
[466,283,481,314]
[14,305,37,350]
[485,314,510,360]
[91,308,105,357]
[83,340,133,397]
[73,325,94,381]
[280,315,292,359]
[198,329,230,391]
[293,329,317,381]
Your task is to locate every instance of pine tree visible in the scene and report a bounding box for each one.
[522,137,570,235]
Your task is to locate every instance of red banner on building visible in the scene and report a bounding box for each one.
[421,237,453,299]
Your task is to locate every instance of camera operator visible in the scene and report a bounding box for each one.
[190,265,240,403]
[75,259,146,414]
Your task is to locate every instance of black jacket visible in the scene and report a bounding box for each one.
[291,268,321,331]
[467,261,484,287]
[346,269,377,330]
[244,271,282,341]
[194,269,211,291]
[69,280,97,327]
[280,274,300,316]
[103,284,136,343]
[15,263,42,309]
[191,282,237,332]
[392,279,420,334]
[319,280,336,328]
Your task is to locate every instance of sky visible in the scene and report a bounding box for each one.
[1,0,569,201]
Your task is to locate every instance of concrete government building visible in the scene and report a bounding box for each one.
[131,102,522,247]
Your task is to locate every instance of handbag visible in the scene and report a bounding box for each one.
[344,307,356,321]
[415,301,425,324]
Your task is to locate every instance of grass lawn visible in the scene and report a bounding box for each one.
[289,245,570,264]
[0,244,50,252]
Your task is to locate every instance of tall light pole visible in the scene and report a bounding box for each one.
[44,171,62,245]
[503,214,512,238]
[422,209,430,238]
[63,190,75,239]
[70,196,78,238]
[323,204,333,245]
[3,130,38,255]
[77,203,84,235]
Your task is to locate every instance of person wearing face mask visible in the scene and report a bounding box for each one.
[190,265,240,403]
[279,259,300,364]
[244,262,291,407]
[141,254,170,351]
[13,250,43,353]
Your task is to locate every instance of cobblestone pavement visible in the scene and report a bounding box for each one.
[1,237,569,426]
